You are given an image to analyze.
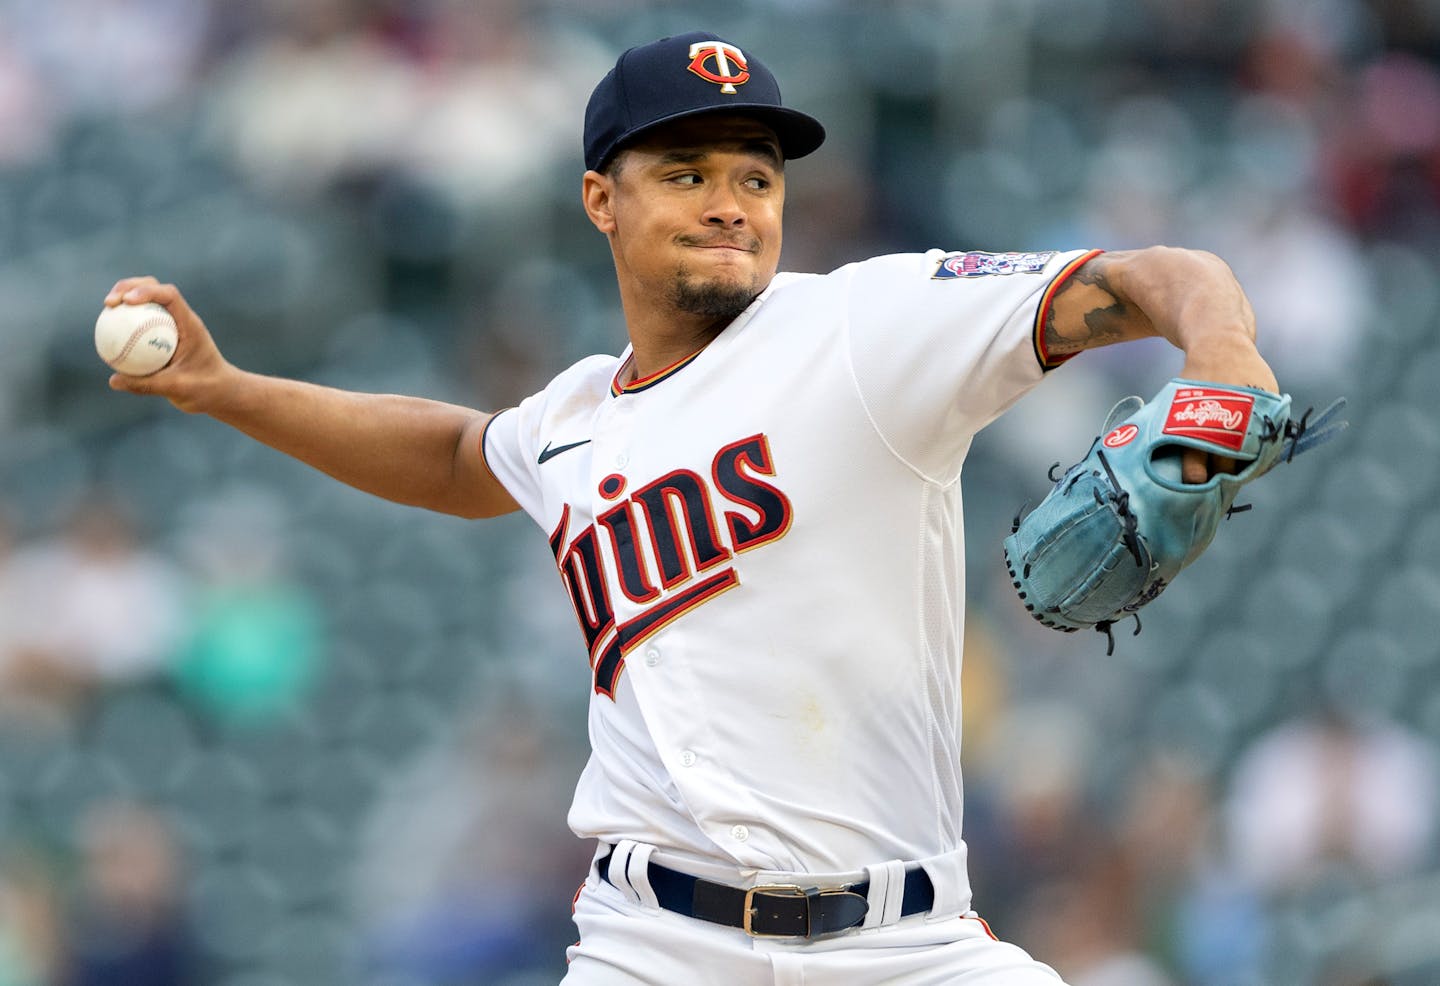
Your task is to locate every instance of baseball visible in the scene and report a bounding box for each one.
[95,302,178,376]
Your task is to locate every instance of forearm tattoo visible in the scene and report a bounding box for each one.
[1043,262,1138,357]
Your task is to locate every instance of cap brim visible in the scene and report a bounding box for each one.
[599,104,826,172]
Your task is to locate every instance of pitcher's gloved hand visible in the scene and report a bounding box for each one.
[1003,379,1347,653]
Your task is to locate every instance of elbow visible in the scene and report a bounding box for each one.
[441,484,521,521]
[426,486,518,523]
[1118,245,1248,309]
[453,501,514,521]
[1136,245,1238,283]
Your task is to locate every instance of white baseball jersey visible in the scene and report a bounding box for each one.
[482,247,1099,887]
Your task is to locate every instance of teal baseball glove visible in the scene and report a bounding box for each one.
[1002,379,1346,652]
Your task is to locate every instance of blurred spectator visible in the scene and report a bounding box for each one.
[1118,753,1267,986]
[2,0,211,120]
[1225,705,1440,897]
[61,800,199,986]
[1242,1,1350,111]
[0,845,62,986]
[1012,838,1175,986]
[168,486,323,725]
[352,696,591,984]
[1068,87,1368,391]
[203,0,605,212]
[1195,176,1370,388]
[202,0,419,197]
[1325,52,1440,244]
[1189,91,1372,387]
[391,0,607,212]
[0,492,186,729]
[1076,94,1199,252]
[964,699,1109,937]
[459,258,620,410]
[0,31,52,166]
[0,505,22,695]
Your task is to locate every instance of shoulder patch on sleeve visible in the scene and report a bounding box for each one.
[932,251,1056,279]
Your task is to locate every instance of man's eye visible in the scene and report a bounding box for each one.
[745,177,769,190]
[671,174,702,185]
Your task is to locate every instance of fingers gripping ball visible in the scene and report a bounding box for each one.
[1002,378,1347,653]
[95,302,178,376]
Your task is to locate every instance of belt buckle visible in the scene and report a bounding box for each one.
[742,884,807,938]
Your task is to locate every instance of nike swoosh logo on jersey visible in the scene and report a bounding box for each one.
[537,439,591,464]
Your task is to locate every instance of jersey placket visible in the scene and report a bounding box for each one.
[598,386,787,867]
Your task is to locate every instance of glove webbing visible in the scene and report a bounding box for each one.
[1276,398,1348,462]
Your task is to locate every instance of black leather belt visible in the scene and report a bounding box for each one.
[597,849,935,938]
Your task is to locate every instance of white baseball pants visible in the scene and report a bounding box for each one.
[561,862,1069,985]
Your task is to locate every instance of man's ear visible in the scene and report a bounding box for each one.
[582,169,617,235]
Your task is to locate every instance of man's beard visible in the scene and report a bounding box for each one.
[670,269,759,323]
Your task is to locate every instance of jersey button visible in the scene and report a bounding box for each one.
[679,749,697,767]
[615,453,629,468]
[730,824,749,842]
[644,648,661,667]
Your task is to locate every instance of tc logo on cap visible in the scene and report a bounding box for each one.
[688,41,750,93]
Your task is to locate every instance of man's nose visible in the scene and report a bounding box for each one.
[702,185,746,226]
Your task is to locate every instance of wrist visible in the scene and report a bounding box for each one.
[1181,324,1256,361]
[1178,335,1278,394]
[176,361,249,417]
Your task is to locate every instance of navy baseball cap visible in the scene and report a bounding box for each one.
[583,31,826,173]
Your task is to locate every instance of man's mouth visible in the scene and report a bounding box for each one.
[679,236,759,253]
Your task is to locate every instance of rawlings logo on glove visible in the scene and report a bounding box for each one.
[1164,388,1254,447]
[1002,378,1346,653]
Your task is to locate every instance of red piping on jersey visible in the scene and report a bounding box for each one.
[1032,248,1104,371]
[966,914,1000,941]
[611,347,706,396]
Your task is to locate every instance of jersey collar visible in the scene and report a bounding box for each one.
[611,347,706,396]
[609,275,792,397]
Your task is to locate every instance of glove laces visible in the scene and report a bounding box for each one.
[1094,449,1145,568]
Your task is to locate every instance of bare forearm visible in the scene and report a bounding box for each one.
[103,277,518,519]
[204,370,491,516]
[1045,247,1276,391]
[1045,248,1247,349]
[1103,247,1255,350]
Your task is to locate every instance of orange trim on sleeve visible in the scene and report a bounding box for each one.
[966,914,1000,941]
[1033,248,1104,371]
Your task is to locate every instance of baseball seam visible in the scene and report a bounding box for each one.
[112,317,172,368]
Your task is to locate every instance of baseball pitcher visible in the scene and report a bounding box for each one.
[102,31,1324,986]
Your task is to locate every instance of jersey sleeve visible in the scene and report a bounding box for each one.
[480,399,545,520]
[480,354,616,524]
[843,247,1101,482]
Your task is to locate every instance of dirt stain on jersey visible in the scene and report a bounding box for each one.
[800,697,826,736]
